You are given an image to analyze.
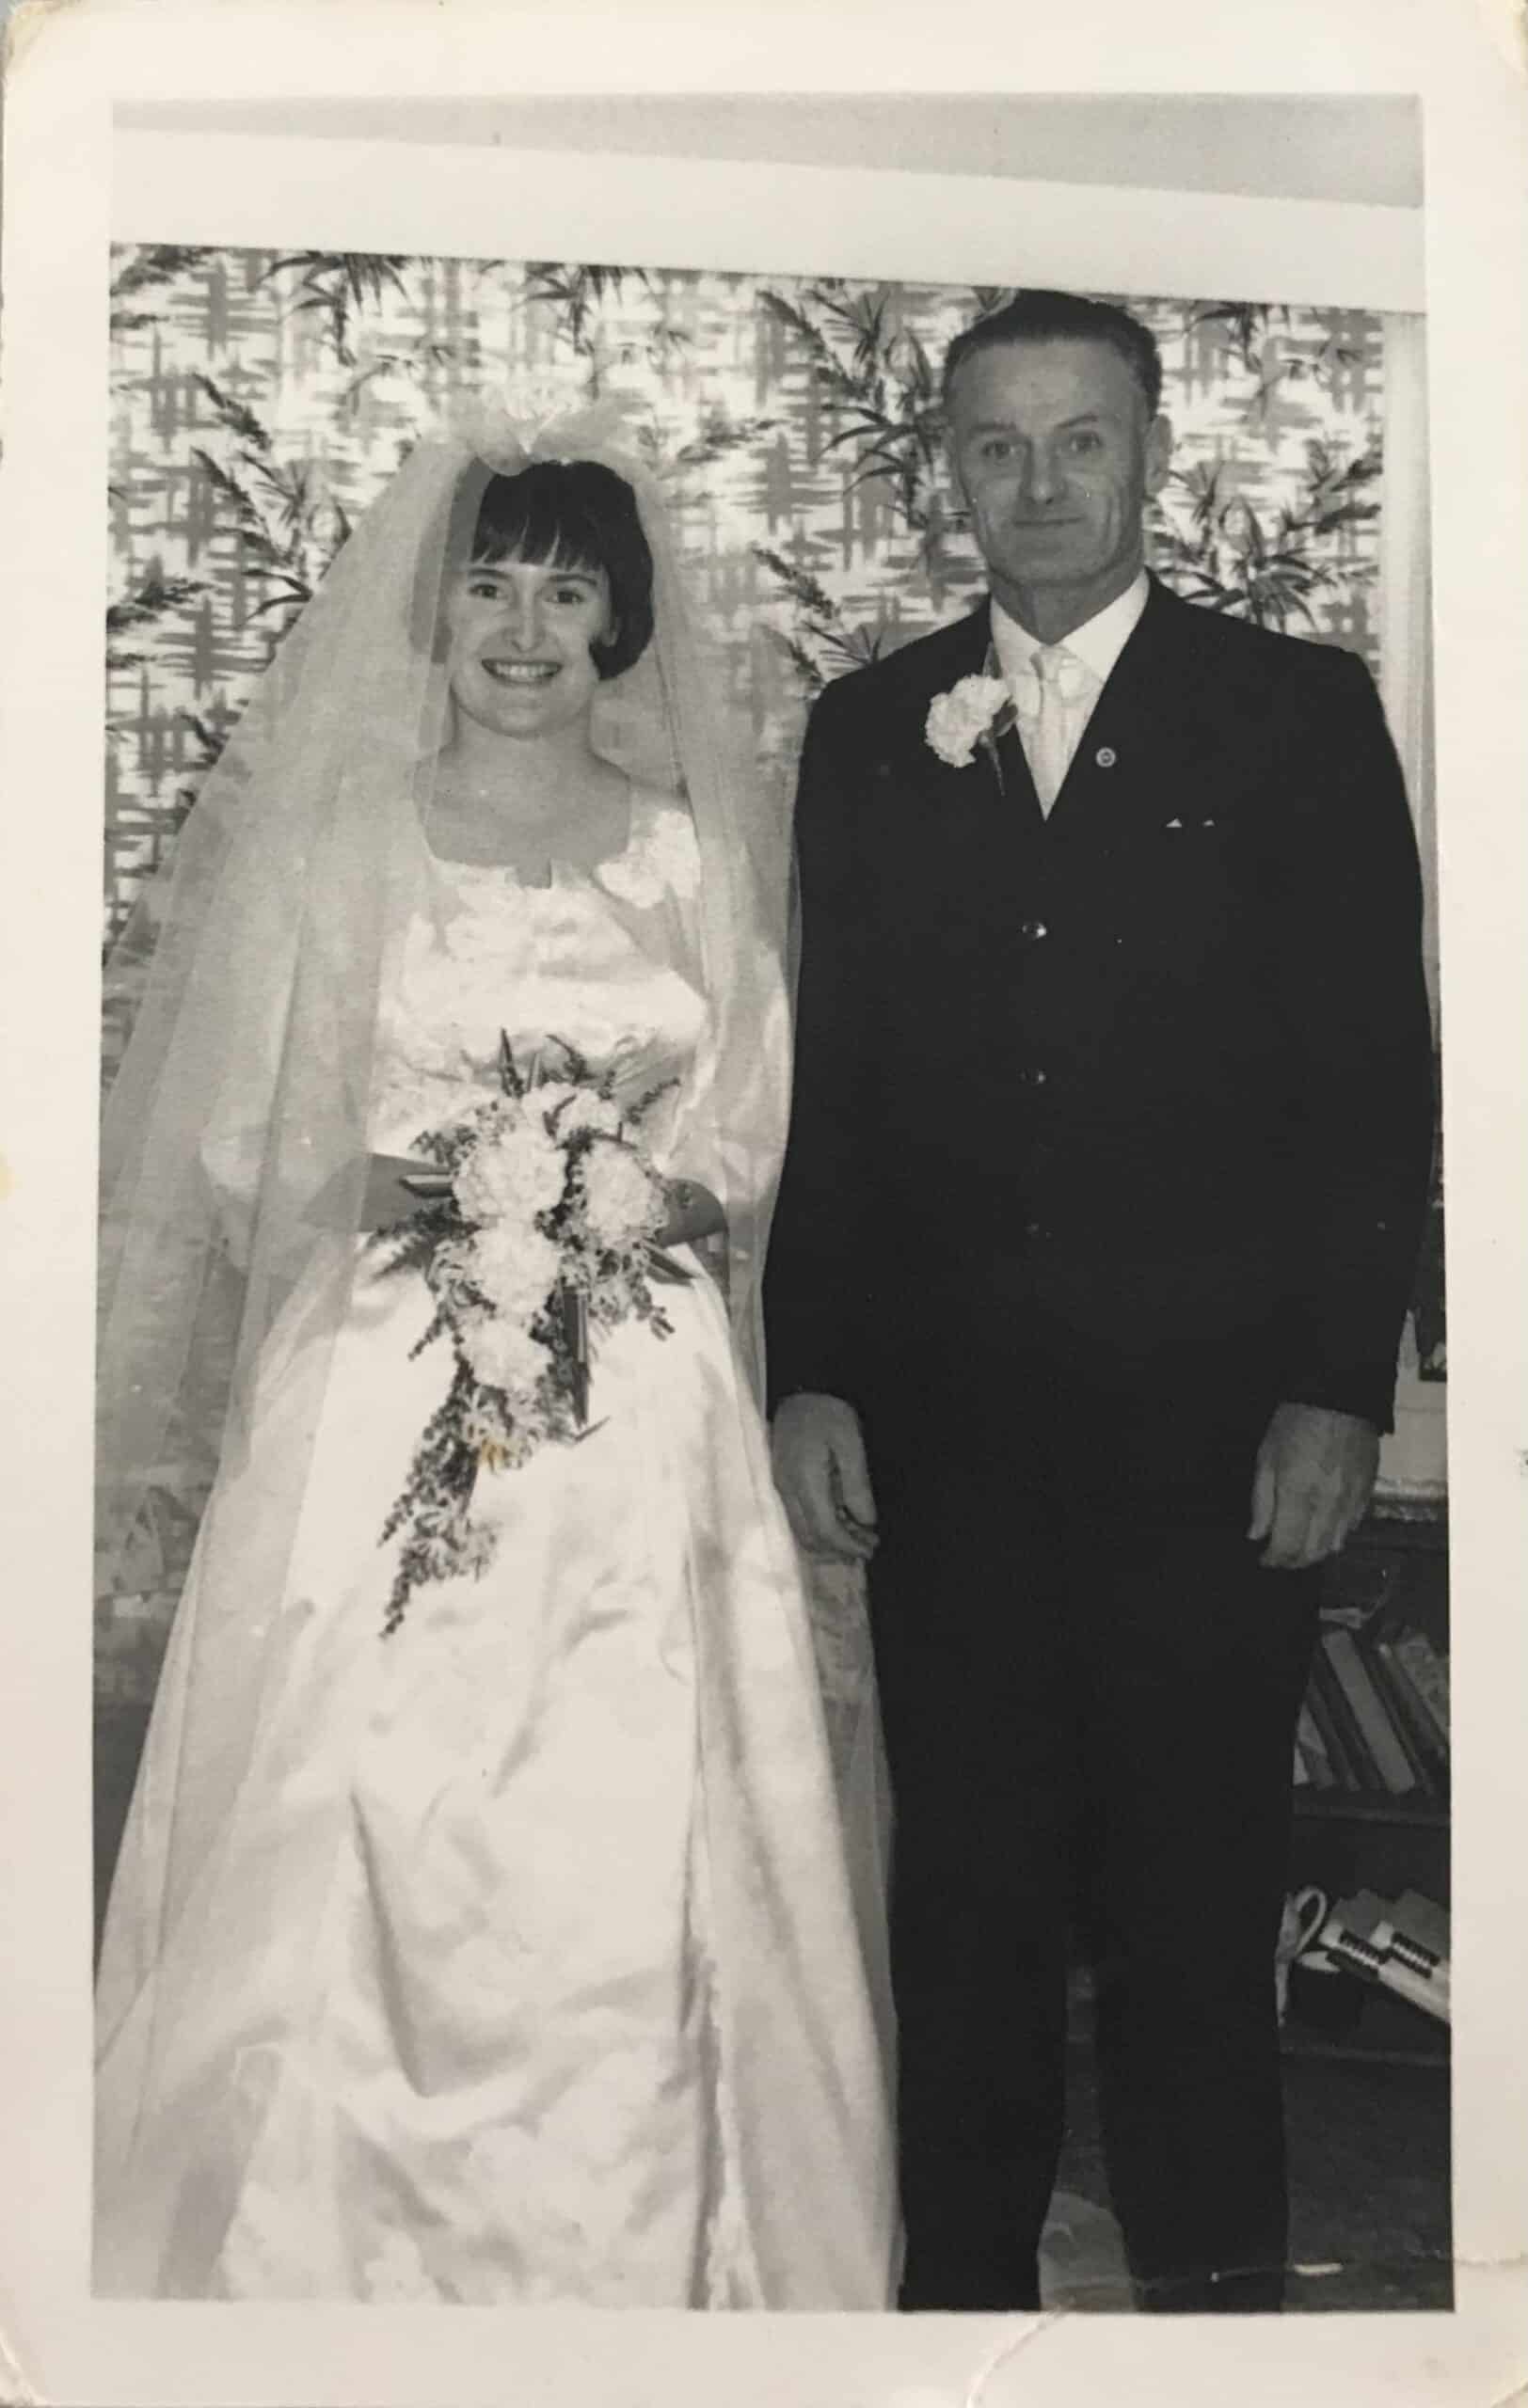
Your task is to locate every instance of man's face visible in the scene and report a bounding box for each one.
[946,336,1171,628]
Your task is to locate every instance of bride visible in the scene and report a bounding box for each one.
[93,401,899,2306]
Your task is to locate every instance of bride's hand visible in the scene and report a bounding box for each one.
[358,1153,450,1231]
[657,1178,725,1249]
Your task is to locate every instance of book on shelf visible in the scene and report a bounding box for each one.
[1365,1631,1448,1797]
[1320,1627,1418,1798]
[1295,1702,1336,1790]
[1390,1626,1450,1751]
[1298,1537,1450,1804]
[1306,1638,1378,1793]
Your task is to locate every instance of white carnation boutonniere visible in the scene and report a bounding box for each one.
[925,673,1011,770]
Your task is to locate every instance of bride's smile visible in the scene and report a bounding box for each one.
[443,556,614,737]
[480,658,558,684]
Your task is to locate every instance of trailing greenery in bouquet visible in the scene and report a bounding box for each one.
[374,1034,690,1632]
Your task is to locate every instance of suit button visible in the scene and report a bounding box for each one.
[1019,918,1049,943]
[1020,1066,1048,1089]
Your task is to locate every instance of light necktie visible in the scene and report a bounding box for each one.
[1025,644,1081,814]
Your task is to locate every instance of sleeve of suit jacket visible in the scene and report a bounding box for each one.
[1265,644,1435,1432]
[763,677,875,1414]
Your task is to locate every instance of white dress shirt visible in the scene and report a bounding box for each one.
[992,570,1149,814]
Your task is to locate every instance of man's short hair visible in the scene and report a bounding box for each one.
[943,291,1163,420]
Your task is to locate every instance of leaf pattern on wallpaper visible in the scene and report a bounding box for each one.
[758,281,946,540]
[1188,300,1369,422]
[751,547,892,697]
[260,250,414,366]
[108,245,212,334]
[516,261,692,388]
[106,574,209,675]
[191,372,354,621]
[1153,438,1381,632]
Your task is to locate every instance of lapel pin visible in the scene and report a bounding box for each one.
[1095,745,1118,768]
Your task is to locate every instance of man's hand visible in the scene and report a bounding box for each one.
[1249,1402,1378,1572]
[770,1392,879,1565]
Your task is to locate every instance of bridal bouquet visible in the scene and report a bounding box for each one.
[374,1034,688,1632]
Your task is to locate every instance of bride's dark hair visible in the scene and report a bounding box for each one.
[438,457,657,680]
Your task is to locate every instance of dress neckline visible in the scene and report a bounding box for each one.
[425,778,645,891]
[424,787,700,921]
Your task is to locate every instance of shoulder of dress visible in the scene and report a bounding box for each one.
[601,784,700,907]
[629,782,699,858]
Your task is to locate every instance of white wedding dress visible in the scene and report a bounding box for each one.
[94,789,899,2307]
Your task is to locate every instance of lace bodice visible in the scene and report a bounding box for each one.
[370,790,710,1164]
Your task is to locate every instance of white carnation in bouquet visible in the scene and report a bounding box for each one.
[578,1138,666,1247]
[524,1079,624,1142]
[429,1238,481,1313]
[525,1078,579,1128]
[469,1221,561,1324]
[463,1314,553,1402]
[454,1113,566,1228]
[558,1090,625,1142]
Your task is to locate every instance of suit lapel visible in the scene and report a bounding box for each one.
[889,599,1043,819]
[874,582,1206,828]
[990,716,1042,818]
[1043,576,1197,836]
[899,584,1195,830]
[869,577,1233,863]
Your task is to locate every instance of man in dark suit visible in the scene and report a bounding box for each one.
[764,290,1435,2314]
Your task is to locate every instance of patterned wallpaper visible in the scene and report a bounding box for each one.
[107,246,1389,943]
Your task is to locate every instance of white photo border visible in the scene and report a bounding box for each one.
[2,9,1525,2406]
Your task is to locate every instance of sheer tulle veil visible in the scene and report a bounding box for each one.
[96,396,798,1941]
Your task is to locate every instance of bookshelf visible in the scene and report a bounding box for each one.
[1283,1497,1449,2069]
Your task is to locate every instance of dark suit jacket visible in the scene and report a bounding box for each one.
[763,576,1435,1441]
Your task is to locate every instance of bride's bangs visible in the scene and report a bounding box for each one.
[470,463,611,579]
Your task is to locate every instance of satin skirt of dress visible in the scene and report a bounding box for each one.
[93,1242,899,2306]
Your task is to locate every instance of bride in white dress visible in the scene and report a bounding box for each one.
[93,403,898,2306]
